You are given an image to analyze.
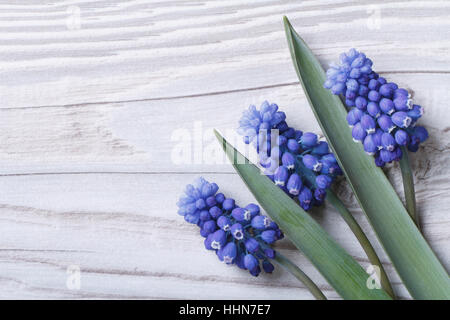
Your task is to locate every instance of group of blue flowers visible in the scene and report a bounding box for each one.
[177,48,430,281]
[324,48,428,167]
[177,177,284,276]
[237,101,343,210]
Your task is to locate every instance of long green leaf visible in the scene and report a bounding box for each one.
[283,16,450,299]
[214,130,391,300]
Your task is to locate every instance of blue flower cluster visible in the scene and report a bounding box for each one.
[238,101,342,210]
[177,177,284,276]
[324,48,428,167]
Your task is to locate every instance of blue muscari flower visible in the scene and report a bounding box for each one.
[237,101,286,147]
[377,114,395,133]
[286,173,302,195]
[274,166,289,186]
[210,229,227,250]
[300,132,318,147]
[231,223,244,240]
[217,215,232,231]
[261,230,277,244]
[222,198,235,211]
[381,133,396,152]
[352,122,366,142]
[413,126,428,142]
[363,134,376,155]
[316,175,332,189]
[245,238,260,253]
[237,101,343,210]
[219,242,237,264]
[324,48,429,166]
[302,154,322,172]
[177,177,219,224]
[231,207,251,222]
[394,129,409,146]
[314,188,326,203]
[251,215,270,229]
[282,152,295,169]
[299,187,313,211]
[177,177,284,276]
[360,114,376,134]
[262,260,275,273]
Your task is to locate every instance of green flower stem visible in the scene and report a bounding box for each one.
[399,146,420,230]
[273,252,327,300]
[326,190,395,299]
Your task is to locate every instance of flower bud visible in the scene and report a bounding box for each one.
[210,229,227,250]
[202,220,217,235]
[381,133,396,151]
[377,114,395,132]
[394,129,409,146]
[287,139,300,153]
[347,108,364,126]
[312,141,329,155]
[245,203,260,217]
[352,122,366,142]
[230,223,244,240]
[281,152,295,170]
[209,206,223,219]
[367,101,381,118]
[261,230,277,244]
[299,187,313,211]
[286,173,302,195]
[251,215,271,230]
[222,198,235,210]
[407,104,423,121]
[360,114,376,134]
[391,111,412,128]
[262,260,275,273]
[231,207,251,222]
[302,154,322,172]
[355,96,368,110]
[274,166,289,186]
[363,134,377,155]
[314,188,326,202]
[220,242,237,264]
[368,90,381,102]
[244,254,259,271]
[217,215,232,231]
[244,238,260,253]
[379,98,395,115]
[300,132,318,147]
[215,193,225,204]
[413,126,428,143]
[316,175,332,189]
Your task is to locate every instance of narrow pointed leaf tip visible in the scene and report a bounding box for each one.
[283,16,450,299]
[214,129,391,300]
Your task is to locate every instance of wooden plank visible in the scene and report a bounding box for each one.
[0,0,449,108]
[0,0,448,300]
[0,73,448,174]
[2,172,435,299]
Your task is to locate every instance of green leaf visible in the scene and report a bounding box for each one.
[214,130,391,300]
[399,146,420,229]
[283,16,450,299]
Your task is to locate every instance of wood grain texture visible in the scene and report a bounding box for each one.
[0,0,448,299]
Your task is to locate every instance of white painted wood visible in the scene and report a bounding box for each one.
[0,0,449,109]
[0,0,448,299]
[0,73,448,175]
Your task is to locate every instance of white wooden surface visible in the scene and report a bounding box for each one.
[0,0,449,299]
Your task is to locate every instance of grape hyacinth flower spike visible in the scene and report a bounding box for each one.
[324,48,428,167]
[237,101,342,210]
[177,177,326,299]
[324,48,427,229]
[237,102,395,298]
